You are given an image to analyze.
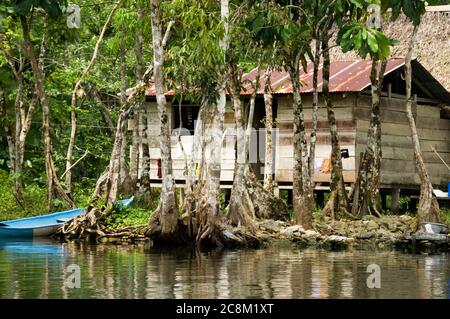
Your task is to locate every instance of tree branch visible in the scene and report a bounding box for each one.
[60,149,91,180]
[162,20,175,49]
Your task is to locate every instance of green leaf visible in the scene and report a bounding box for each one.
[11,0,62,19]
[11,0,35,16]
[349,0,363,9]
[358,43,368,59]
[354,31,362,50]
[367,31,378,54]
[361,28,367,40]
[37,0,62,20]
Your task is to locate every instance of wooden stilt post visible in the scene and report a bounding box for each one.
[391,188,400,213]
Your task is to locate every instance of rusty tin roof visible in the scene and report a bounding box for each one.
[239,58,405,95]
[145,58,405,97]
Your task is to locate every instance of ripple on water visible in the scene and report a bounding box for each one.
[0,241,448,298]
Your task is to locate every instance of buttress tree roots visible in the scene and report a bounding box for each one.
[54,200,146,242]
[228,165,289,230]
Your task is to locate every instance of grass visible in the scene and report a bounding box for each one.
[0,170,48,221]
[0,169,155,227]
[106,206,153,229]
[441,208,450,225]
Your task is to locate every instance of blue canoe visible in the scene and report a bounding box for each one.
[0,197,134,239]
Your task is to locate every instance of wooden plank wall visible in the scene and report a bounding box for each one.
[354,94,450,188]
[143,94,449,188]
[275,95,357,183]
[145,101,236,181]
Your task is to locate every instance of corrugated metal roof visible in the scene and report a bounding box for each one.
[239,58,405,95]
[145,58,405,96]
[145,82,175,96]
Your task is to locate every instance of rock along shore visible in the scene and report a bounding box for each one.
[257,215,449,254]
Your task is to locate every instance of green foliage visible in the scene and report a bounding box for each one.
[106,206,152,229]
[441,207,450,225]
[9,0,65,19]
[164,0,226,104]
[332,0,404,60]
[0,0,155,206]
[0,169,47,220]
[337,22,398,59]
[0,0,444,224]
[381,0,425,26]
[220,190,226,213]
[0,170,24,219]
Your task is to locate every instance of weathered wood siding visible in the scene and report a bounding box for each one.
[275,95,357,183]
[355,94,450,188]
[142,93,449,189]
[145,100,236,181]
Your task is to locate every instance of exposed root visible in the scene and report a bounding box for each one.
[55,201,148,243]
[322,190,338,219]
[228,166,289,233]
[227,183,258,234]
[323,187,358,221]
[340,207,359,220]
[368,205,382,218]
[245,168,289,221]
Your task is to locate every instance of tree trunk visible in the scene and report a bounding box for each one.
[118,26,132,195]
[263,67,274,193]
[130,112,139,187]
[87,83,115,135]
[129,25,140,188]
[195,0,242,247]
[351,59,386,217]
[65,1,122,195]
[0,88,14,174]
[59,13,158,241]
[305,39,321,218]
[2,45,38,203]
[105,111,128,204]
[321,34,349,218]
[20,17,75,209]
[180,102,205,240]
[148,0,180,240]
[14,94,36,205]
[134,5,151,204]
[286,55,313,229]
[60,78,148,240]
[227,65,289,226]
[65,91,77,195]
[404,26,441,223]
[12,71,24,202]
[227,67,258,233]
[196,95,229,247]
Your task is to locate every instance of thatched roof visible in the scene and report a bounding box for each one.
[330,8,450,92]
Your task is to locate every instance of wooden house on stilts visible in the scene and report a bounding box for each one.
[139,58,450,209]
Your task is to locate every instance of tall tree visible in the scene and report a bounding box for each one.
[0,26,37,203]
[337,2,397,217]
[282,7,314,229]
[387,0,442,223]
[134,1,152,204]
[195,0,229,246]
[148,0,179,240]
[65,0,123,195]
[321,30,349,218]
[16,2,75,209]
[247,1,320,228]
[263,66,275,193]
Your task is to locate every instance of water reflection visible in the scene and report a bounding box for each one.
[0,240,448,299]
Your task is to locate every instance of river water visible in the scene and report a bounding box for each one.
[0,239,448,299]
